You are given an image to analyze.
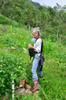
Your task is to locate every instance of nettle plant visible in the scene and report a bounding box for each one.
[0,53,27,96]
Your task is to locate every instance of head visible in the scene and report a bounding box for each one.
[32,27,40,39]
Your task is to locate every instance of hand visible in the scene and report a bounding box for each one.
[28,44,33,48]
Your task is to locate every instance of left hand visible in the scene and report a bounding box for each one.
[28,44,34,48]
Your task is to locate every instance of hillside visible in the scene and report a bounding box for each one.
[0,0,66,99]
[0,23,66,99]
[0,0,66,40]
[0,14,18,26]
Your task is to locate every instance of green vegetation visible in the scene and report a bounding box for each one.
[0,0,66,100]
[0,0,66,41]
[0,24,66,100]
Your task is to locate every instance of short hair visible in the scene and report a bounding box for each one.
[32,27,41,35]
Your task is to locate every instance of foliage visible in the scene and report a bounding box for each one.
[0,24,66,100]
[0,0,66,41]
[0,25,31,96]
[0,0,66,99]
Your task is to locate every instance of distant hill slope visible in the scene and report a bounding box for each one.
[0,0,66,43]
[0,14,18,26]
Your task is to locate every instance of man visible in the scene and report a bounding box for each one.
[28,27,44,92]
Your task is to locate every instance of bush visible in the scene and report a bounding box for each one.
[0,53,27,96]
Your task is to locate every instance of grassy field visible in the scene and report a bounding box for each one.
[0,24,66,100]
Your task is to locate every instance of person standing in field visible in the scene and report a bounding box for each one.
[28,27,44,93]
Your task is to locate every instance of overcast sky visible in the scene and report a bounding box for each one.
[32,0,66,7]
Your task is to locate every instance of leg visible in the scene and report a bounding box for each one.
[32,57,40,81]
[32,57,40,92]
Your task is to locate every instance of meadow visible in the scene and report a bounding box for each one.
[0,23,66,100]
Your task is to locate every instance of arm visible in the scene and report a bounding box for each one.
[34,39,42,53]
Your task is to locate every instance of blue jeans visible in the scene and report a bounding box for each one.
[32,56,40,81]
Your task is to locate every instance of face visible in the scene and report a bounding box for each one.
[32,32,39,39]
